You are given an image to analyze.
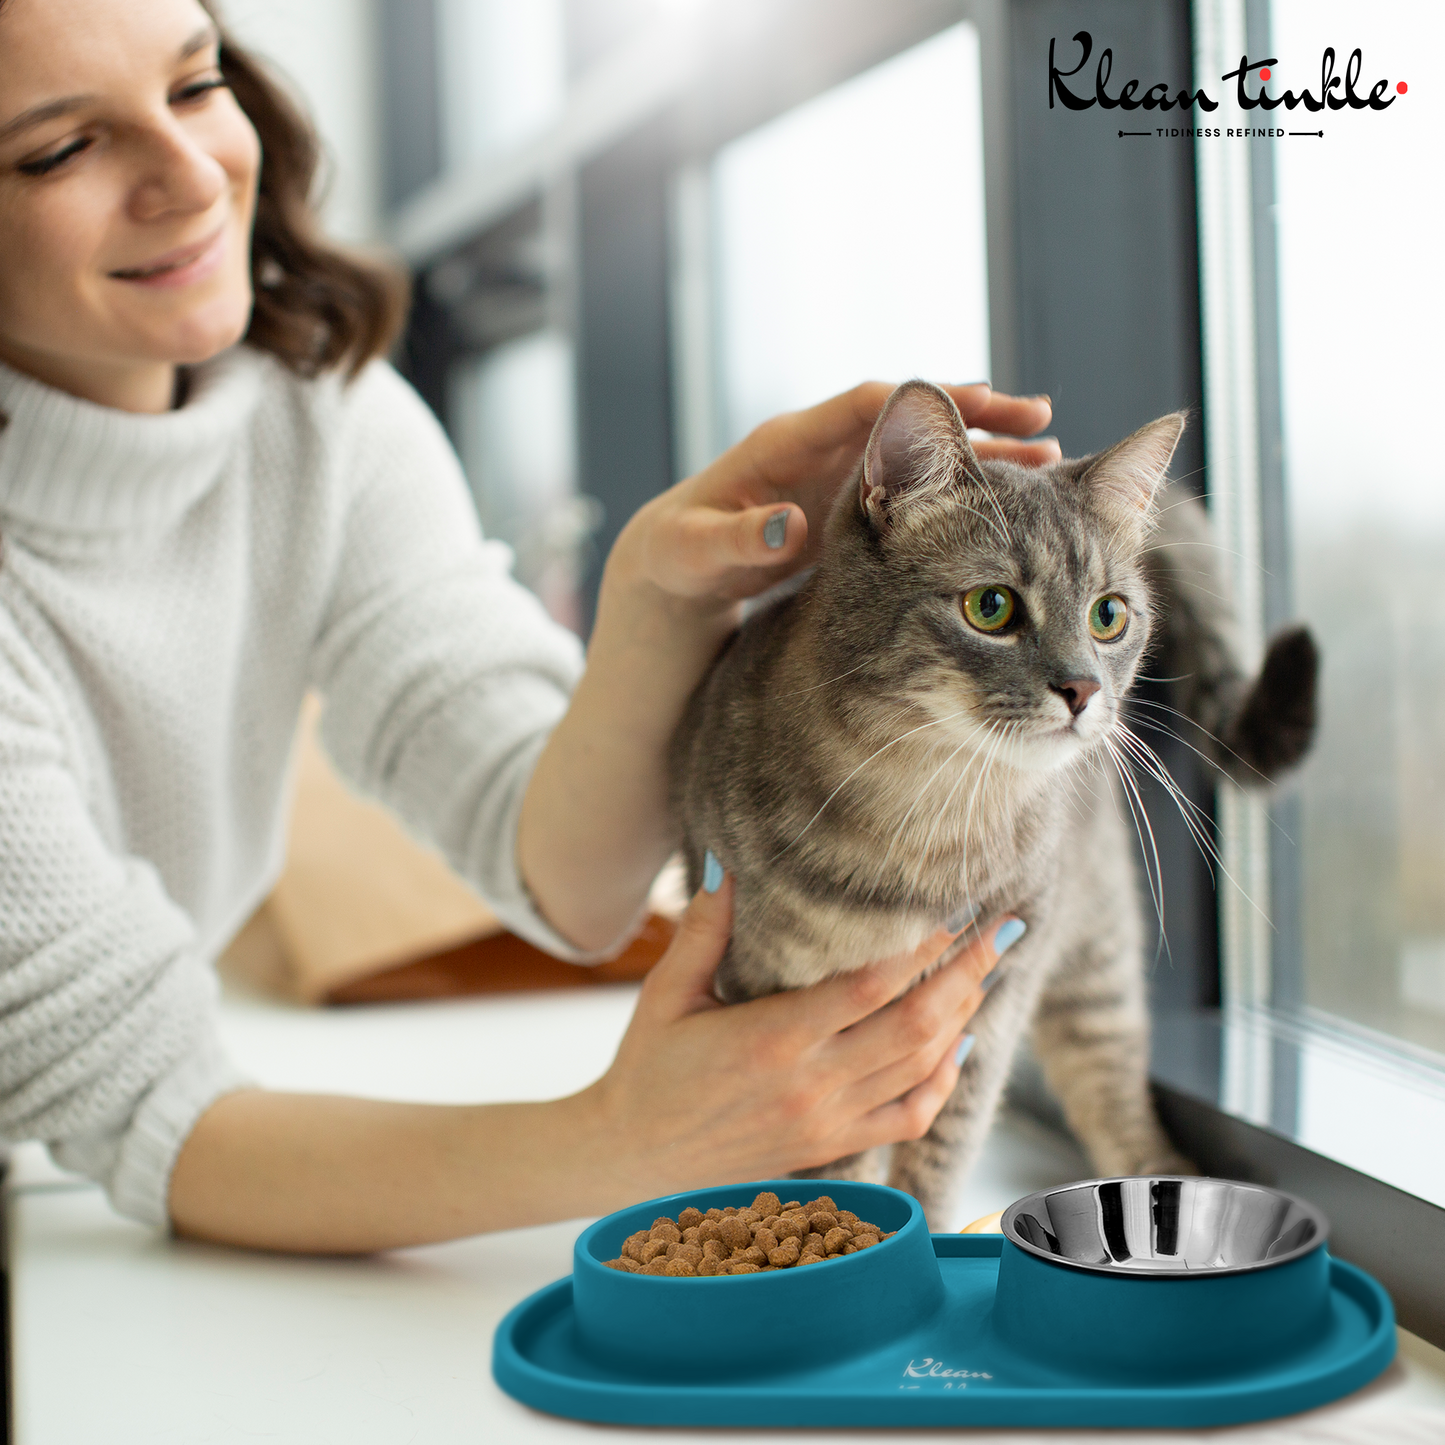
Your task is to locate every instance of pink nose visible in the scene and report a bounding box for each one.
[1053,677,1101,717]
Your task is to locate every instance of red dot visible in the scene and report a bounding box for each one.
[1397,81,1408,94]
[1259,67,1272,81]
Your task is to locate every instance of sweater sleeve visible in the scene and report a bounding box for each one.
[307,363,595,960]
[0,639,250,1224]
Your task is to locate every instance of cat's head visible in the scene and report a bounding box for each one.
[820,380,1185,774]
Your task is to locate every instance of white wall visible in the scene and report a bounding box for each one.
[221,0,383,244]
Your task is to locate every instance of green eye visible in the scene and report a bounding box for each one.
[1089,594,1129,641]
[962,585,1016,633]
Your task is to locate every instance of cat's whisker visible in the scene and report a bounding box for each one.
[1112,725,1275,932]
[868,719,991,898]
[771,657,876,700]
[767,708,971,862]
[1123,697,1272,785]
[1112,732,1221,881]
[1103,736,1168,950]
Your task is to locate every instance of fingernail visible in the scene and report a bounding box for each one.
[1032,393,1052,405]
[958,379,991,388]
[763,510,788,549]
[703,849,724,893]
[946,902,980,933]
[992,918,1027,955]
[955,1034,976,1067]
[980,964,1003,992]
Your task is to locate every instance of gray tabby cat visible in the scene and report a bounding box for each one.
[669,380,1316,1225]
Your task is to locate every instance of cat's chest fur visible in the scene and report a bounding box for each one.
[671,588,1078,1000]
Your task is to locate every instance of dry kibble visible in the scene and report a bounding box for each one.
[769,1238,801,1267]
[719,1216,753,1251]
[602,1200,892,1276]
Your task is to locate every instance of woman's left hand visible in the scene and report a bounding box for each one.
[520,382,1055,952]
[609,381,1057,612]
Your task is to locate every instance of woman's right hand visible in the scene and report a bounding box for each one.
[573,873,1021,1206]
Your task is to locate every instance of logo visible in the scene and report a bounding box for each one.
[1048,31,1406,139]
[898,1356,994,1390]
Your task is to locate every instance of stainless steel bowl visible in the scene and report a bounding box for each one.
[1001,1177,1328,1277]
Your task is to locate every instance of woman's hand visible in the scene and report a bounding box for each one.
[609,381,1057,615]
[518,382,1055,952]
[570,875,1021,1199]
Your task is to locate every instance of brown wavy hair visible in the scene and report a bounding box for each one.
[0,0,409,384]
[209,8,409,378]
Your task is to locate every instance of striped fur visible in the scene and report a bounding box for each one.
[669,382,1316,1225]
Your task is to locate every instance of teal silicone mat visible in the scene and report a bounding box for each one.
[493,1234,1395,1428]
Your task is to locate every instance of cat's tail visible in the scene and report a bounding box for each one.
[1138,481,1318,787]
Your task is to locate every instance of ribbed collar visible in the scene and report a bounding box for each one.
[0,346,265,545]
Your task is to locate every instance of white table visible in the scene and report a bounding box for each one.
[8,983,1445,1444]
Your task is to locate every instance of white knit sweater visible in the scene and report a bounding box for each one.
[0,347,586,1226]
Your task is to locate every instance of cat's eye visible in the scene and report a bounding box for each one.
[962,585,1016,633]
[1089,594,1129,641]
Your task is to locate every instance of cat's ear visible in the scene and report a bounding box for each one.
[860,380,987,529]
[1077,412,1187,531]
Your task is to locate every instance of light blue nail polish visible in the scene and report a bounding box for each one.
[980,964,1002,992]
[703,849,724,893]
[955,1034,976,1067]
[993,917,1027,955]
[946,902,980,933]
[763,510,788,549]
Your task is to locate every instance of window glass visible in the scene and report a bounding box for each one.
[1270,2,1445,1055]
[711,23,990,445]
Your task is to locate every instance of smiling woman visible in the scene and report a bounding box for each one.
[0,0,1060,1257]
[0,0,403,414]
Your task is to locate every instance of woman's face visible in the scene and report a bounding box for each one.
[0,0,260,412]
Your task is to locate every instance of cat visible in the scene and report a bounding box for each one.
[668,380,1316,1226]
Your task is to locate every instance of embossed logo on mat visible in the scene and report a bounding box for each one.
[899,1358,994,1389]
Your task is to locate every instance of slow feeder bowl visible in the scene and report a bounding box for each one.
[569,1179,936,1378]
[493,1176,1395,1428]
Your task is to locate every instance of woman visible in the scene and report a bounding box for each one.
[0,0,1057,1252]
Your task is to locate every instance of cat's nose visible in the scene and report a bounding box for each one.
[1052,677,1101,716]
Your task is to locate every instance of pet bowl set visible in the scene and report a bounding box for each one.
[492,1176,1395,1428]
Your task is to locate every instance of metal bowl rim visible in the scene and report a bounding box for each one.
[1000,1175,1330,1279]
